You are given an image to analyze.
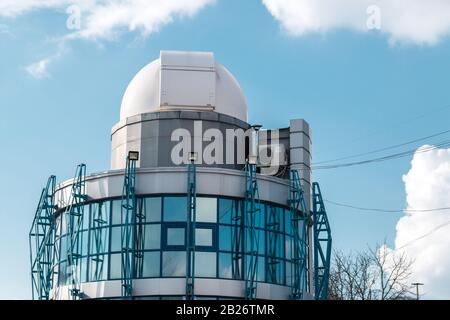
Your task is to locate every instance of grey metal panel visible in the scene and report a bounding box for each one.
[110,111,250,170]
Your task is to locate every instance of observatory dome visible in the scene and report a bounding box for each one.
[120,51,248,122]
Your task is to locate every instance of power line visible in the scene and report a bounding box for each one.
[325,104,450,152]
[324,199,450,214]
[314,128,450,165]
[324,199,450,256]
[312,139,450,170]
[396,220,450,251]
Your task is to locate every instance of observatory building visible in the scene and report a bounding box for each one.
[29,51,331,300]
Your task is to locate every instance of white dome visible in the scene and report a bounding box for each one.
[120,51,248,122]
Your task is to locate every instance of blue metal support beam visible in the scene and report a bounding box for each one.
[312,182,332,300]
[29,175,57,300]
[231,200,243,280]
[186,154,197,300]
[91,202,108,281]
[267,206,281,284]
[244,161,261,300]
[66,164,87,300]
[134,198,147,279]
[289,169,309,300]
[121,153,138,298]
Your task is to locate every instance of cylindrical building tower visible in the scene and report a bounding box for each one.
[29,51,331,300]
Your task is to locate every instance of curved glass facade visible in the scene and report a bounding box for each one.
[55,195,300,291]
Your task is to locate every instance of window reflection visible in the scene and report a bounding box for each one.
[195,252,216,277]
[144,224,161,250]
[164,197,187,222]
[218,253,233,279]
[56,195,297,287]
[111,200,122,225]
[162,251,186,276]
[109,253,121,279]
[167,228,185,246]
[142,197,161,222]
[110,226,121,252]
[196,228,213,247]
[219,226,232,251]
[89,254,108,281]
[142,252,160,277]
[196,198,217,223]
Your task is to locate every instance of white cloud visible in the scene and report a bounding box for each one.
[390,145,450,299]
[4,1,213,78]
[25,58,51,79]
[0,0,214,40]
[262,0,450,45]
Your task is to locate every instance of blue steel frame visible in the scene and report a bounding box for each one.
[289,169,309,300]
[66,164,88,300]
[121,155,137,298]
[29,175,57,300]
[312,182,332,300]
[134,198,147,279]
[91,201,108,281]
[244,162,261,299]
[185,157,197,300]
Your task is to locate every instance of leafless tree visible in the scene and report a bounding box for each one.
[329,243,414,300]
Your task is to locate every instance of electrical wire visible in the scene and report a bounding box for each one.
[396,220,450,251]
[312,139,450,170]
[324,199,450,214]
[314,128,450,165]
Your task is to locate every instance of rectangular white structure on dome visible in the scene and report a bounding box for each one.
[160,51,216,108]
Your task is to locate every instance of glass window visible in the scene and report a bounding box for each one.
[144,224,161,250]
[109,253,122,279]
[219,226,232,251]
[285,236,293,260]
[89,254,108,281]
[276,233,284,258]
[255,204,265,229]
[218,253,233,279]
[80,257,88,283]
[196,198,217,223]
[162,251,186,277]
[111,226,122,252]
[267,206,283,233]
[245,255,265,282]
[58,261,67,285]
[147,197,162,222]
[90,227,109,255]
[267,258,284,285]
[164,197,187,222]
[286,262,292,287]
[142,252,160,278]
[219,199,233,224]
[60,235,68,260]
[111,200,122,225]
[258,230,265,255]
[246,229,265,255]
[90,201,110,229]
[167,228,185,246]
[285,209,293,236]
[257,256,265,282]
[82,205,90,230]
[195,252,216,277]
[81,230,89,256]
[60,212,67,236]
[196,228,212,247]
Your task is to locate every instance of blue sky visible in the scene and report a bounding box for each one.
[1,0,450,299]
